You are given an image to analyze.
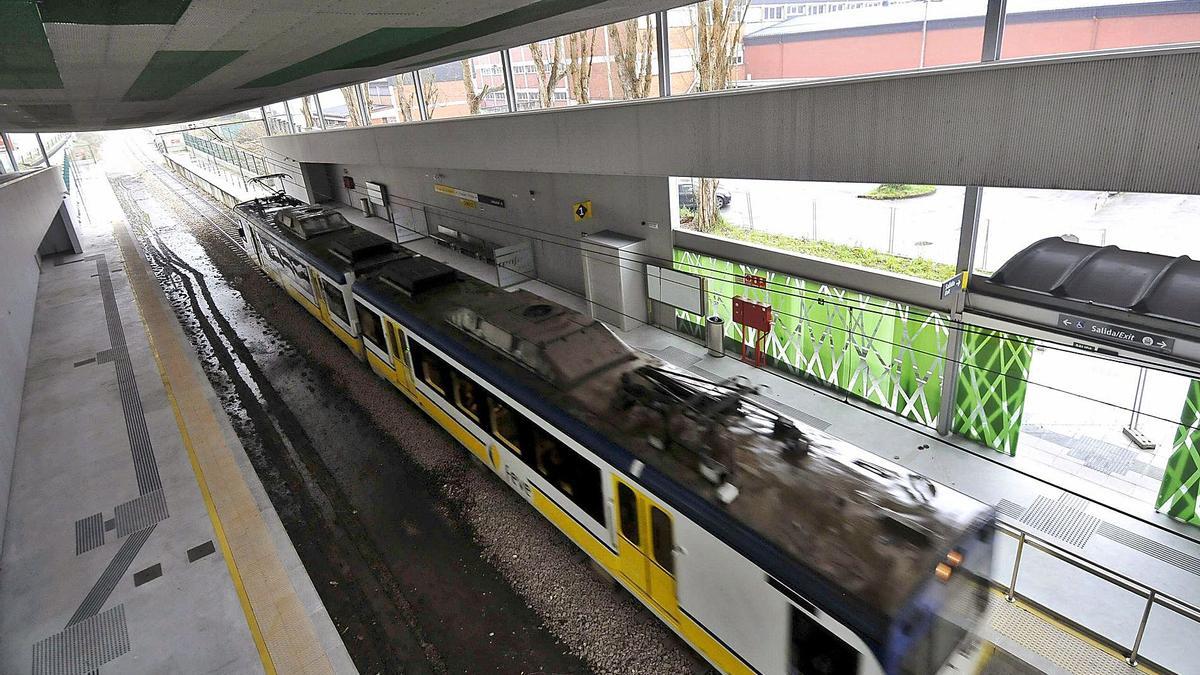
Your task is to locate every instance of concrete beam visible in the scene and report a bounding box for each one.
[264,47,1200,195]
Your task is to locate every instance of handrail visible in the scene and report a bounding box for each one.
[995,518,1200,668]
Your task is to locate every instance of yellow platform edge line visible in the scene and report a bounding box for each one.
[988,587,1157,675]
[117,233,278,675]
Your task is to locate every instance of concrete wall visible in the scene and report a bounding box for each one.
[0,167,70,552]
[322,162,672,297]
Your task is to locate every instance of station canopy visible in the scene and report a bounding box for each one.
[973,237,1200,342]
[0,0,673,131]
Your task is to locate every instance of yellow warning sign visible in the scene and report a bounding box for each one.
[573,200,592,221]
[460,198,478,209]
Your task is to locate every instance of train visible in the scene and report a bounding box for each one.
[232,189,996,675]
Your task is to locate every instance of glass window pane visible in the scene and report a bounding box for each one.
[677,177,962,283]
[736,0,987,87]
[1001,0,1200,59]
[285,96,321,132]
[363,73,420,124]
[7,133,47,170]
[317,86,367,128]
[973,187,1200,275]
[419,52,508,119]
[650,506,674,573]
[617,483,639,544]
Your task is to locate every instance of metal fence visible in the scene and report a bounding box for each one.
[997,520,1200,670]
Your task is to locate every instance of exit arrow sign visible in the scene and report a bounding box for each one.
[1057,314,1174,354]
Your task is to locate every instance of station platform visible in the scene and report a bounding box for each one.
[0,155,354,673]
[163,146,1199,673]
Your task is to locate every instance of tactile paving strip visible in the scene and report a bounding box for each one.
[1018,495,1100,548]
[114,488,169,538]
[74,513,105,555]
[32,604,130,675]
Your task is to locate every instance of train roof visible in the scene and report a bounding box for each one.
[235,198,405,283]
[354,256,993,642]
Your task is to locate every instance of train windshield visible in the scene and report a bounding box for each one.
[894,522,994,675]
[295,211,351,238]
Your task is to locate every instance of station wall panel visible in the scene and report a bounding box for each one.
[671,248,949,428]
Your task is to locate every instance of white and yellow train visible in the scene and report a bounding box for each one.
[234,193,996,675]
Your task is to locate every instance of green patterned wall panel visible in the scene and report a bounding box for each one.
[1156,380,1200,526]
[952,328,1033,455]
[672,249,948,427]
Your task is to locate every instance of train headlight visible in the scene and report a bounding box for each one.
[946,549,964,567]
[935,562,953,582]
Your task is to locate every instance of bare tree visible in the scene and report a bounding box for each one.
[460,60,504,115]
[422,72,440,118]
[564,30,597,105]
[691,0,749,233]
[299,96,315,128]
[339,85,366,126]
[608,17,655,100]
[529,39,566,108]
[391,75,415,122]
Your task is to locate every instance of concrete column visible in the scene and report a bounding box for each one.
[656,10,671,98]
[1,132,17,171]
[981,0,1008,62]
[500,50,518,113]
[413,71,429,121]
[35,133,50,166]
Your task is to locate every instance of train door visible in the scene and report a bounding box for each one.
[613,476,679,620]
[388,322,415,392]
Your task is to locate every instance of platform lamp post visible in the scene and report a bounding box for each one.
[936,186,983,437]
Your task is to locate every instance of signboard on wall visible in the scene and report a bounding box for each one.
[434,182,505,208]
[1057,314,1175,353]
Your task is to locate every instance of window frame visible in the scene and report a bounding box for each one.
[354,300,388,355]
[320,277,350,325]
[451,370,485,424]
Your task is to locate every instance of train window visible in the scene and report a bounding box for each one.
[390,325,405,360]
[617,483,639,545]
[410,341,449,396]
[789,607,858,675]
[320,278,350,323]
[650,506,674,574]
[531,429,605,524]
[489,398,524,455]
[451,371,484,424]
[354,301,387,352]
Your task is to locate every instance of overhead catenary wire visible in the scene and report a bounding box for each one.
[154,137,1200,552]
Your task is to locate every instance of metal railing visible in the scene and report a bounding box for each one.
[996,520,1200,669]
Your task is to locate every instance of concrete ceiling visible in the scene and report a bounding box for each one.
[0,0,677,131]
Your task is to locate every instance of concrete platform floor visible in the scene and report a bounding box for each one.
[0,158,353,674]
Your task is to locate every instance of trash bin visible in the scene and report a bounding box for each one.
[706,316,725,357]
[360,196,373,218]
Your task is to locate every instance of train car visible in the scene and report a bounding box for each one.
[350,255,997,675]
[234,196,405,357]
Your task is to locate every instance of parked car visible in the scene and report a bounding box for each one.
[678,181,732,210]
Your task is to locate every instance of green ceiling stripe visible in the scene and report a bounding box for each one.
[241,27,453,89]
[0,2,63,89]
[340,0,607,69]
[123,50,246,101]
[37,0,192,25]
[240,0,604,89]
